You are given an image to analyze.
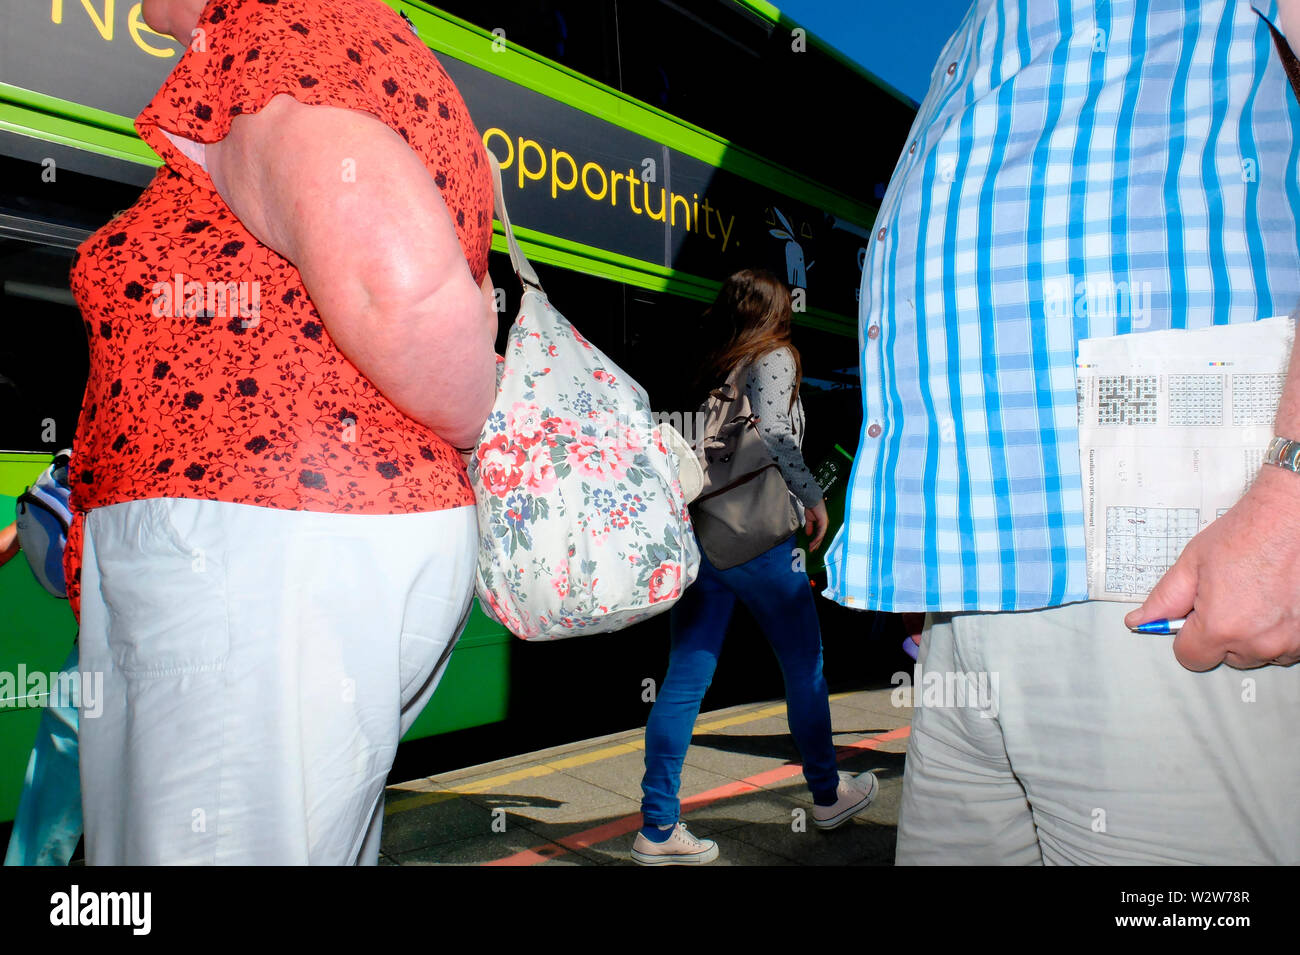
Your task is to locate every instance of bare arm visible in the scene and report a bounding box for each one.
[0,522,18,569]
[204,94,497,449]
[1281,0,1300,45]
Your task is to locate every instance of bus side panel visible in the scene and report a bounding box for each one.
[0,456,79,825]
[400,606,513,741]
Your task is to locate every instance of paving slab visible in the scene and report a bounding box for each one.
[682,785,809,835]
[394,828,577,866]
[705,714,799,739]
[383,687,911,865]
[724,806,898,864]
[460,762,632,817]
[560,749,738,804]
[681,738,797,779]
[380,792,499,855]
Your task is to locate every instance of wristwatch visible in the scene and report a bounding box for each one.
[1263,435,1300,474]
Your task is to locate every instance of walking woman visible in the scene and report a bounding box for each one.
[633,270,877,864]
[66,0,498,864]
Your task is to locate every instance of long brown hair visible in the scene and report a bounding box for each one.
[698,269,802,409]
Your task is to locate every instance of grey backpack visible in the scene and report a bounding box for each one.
[689,363,800,569]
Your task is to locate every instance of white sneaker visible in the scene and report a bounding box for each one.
[631,822,720,865]
[812,772,879,831]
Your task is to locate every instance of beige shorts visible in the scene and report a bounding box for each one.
[897,600,1300,864]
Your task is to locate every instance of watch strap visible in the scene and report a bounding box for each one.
[1264,435,1300,473]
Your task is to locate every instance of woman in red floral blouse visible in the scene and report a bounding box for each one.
[67,0,497,864]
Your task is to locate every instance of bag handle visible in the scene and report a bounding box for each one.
[487,151,543,292]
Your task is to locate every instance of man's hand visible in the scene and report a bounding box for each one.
[1125,465,1300,669]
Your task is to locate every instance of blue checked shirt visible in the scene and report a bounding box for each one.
[823,0,1300,613]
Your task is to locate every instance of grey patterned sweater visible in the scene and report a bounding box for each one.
[743,347,823,512]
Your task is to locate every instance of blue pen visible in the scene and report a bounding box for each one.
[1130,617,1186,634]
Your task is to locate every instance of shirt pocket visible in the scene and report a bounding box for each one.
[94,497,230,678]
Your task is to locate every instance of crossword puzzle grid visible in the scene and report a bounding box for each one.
[1096,375,1159,426]
[1232,374,1285,425]
[1105,506,1199,595]
[1168,374,1223,426]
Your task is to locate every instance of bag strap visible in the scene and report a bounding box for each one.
[487,151,543,292]
[709,361,752,402]
[16,488,71,536]
[1267,18,1300,102]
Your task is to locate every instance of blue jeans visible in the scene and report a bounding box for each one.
[4,646,82,867]
[640,536,840,826]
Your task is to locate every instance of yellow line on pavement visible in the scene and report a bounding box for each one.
[694,700,789,732]
[385,692,859,816]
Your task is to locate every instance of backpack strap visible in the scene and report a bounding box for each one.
[709,361,751,402]
[16,488,70,536]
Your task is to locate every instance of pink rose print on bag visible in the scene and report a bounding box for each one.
[468,276,699,640]
[541,415,579,442]
[552,559,570,599]
[647,561,683,603]
[484,587,525,636]
[478,434,527,498]
[523,442,558,494]
[565,434,630,481]
[508,401,546,448]
[621,422,646,453]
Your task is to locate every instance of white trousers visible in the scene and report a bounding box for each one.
[77,497,477,865]
[897,601,1300,865]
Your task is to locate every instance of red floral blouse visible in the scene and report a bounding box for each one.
[64,0,493,618]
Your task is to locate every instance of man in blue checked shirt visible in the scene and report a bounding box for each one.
[825,0,1300,864]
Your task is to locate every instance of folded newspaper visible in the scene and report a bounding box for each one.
[1076,316,1295,601]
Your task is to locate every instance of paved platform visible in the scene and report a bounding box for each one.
[379,686,912,865]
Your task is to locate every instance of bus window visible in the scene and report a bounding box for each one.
[429,0,621,89]
[0,156,143,239]
[0,156,138,454]
[615,0,914,203]
[617,0,771,139]
[787,324,864,465]
[0,239,87,453]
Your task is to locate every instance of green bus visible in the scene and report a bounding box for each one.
[0,0,915,824]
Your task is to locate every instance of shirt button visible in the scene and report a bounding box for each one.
[947,62,957,76]
[876,227,887,241]
[909,141,917,154]
[867,423,882,439]
[867,325,880,340]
